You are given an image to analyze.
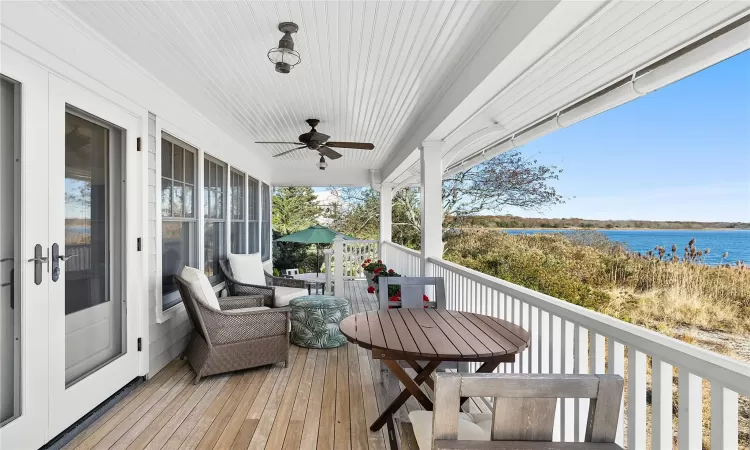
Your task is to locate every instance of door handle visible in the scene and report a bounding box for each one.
[59,255,76,262]
[1,258,13,309]
[52,243,60,282]
[27,244,47,285]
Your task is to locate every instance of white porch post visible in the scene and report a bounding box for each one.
[333,234,345,296]
[419,141,443,276]
[379,181,392,262]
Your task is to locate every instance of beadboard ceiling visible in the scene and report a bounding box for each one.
[60,0,518,171]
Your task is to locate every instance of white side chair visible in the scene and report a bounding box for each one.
[285,268,300,277]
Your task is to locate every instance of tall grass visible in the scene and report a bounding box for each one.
[443,229,750,333]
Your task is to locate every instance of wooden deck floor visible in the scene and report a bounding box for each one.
[63,281,489,450]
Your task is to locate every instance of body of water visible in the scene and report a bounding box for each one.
[502,229,750,265]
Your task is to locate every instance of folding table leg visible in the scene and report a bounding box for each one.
[370,360,441,431]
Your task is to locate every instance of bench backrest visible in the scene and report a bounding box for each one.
[432,373,624,449]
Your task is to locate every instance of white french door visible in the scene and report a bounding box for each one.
[47,76,141,436]
[1,50,142,448]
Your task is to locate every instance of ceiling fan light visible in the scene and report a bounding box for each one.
[268,22,301,73]
[317,156,328,170]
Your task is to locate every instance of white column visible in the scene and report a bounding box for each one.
[379,182,392,262]
[420,141,443,276]
[333,235,345,296]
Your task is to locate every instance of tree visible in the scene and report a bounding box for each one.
[272,187,321,273]
[272,187,320,235]
[328,150,565,248]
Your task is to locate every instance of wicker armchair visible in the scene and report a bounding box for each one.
[219,259,306,307]
[174,274,290,383]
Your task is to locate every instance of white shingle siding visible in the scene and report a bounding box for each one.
[147,112,192,377]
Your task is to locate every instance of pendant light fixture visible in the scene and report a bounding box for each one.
[316,155,328,171]
[267,22,301,74]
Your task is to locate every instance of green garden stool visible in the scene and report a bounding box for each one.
[289,295,350,348]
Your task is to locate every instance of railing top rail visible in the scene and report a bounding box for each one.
[342,239,379,244]
[382,241,421,258]
[428,256,750,396]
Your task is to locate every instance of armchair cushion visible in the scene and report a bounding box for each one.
[231,306,270,313]
[228,252,266,286]
[274,286,308,307]
[181,266,221,311]
[408,411,491,450]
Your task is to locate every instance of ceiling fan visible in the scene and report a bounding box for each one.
[256,119,375,170]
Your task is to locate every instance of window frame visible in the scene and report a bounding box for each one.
[203,154,227,285]
[248,176,260,254]
[230,168,247,254]
[160,133,198,311]
[261,183,271,262]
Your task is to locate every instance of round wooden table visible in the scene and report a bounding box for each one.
[339,308,530,437]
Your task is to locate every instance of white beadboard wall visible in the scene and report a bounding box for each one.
[147,113,192,376]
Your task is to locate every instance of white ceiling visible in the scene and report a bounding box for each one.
[60,0,519,171]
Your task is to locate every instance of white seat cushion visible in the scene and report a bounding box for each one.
[228,252,266,286]
[180,266,221,311]
[274,286,308,307]
[408,411,491,450]
[227,306,269,313]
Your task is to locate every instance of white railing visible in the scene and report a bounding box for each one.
[424,256,749,449]
[381,241,422,277]
[339,239,379,280]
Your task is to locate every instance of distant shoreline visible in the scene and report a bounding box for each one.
[449,215,750,231]
[490,227,749,231]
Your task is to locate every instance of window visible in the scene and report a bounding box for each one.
[161,135,197,310]
[248,177,259,254]
[204,156,226,284]
[261,183,271,261]
[230,169,246,254]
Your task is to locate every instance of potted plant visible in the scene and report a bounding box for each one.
[362,259,386,288]
[367,268,400,296]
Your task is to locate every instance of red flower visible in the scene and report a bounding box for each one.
[423,294,430,302]
[367,286,375,294]
[361,263,366,268]
[389,295,400,303]
[373,267,382,274]
[364,259,371,263]
[388,269,395,274]
[377,260,382,264]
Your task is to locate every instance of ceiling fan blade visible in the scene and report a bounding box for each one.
[325,141,375,150]
[311,132,330,143]
[273,146,307,158]
[256,141,304,145]
[319,146,343,160]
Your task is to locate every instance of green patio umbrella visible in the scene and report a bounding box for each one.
[275,225,355,275]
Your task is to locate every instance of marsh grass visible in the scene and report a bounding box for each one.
[444,229,750,333]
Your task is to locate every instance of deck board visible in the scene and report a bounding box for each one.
[67,281,485,450]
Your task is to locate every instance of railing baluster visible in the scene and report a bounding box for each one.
[627,348,647,450]
[540,309,548,374]
[678,371,702,450]
[710,383,738,450]
[574,324,588,441]
[607,339,625,447]
[651,357,673,450]
[551,315,562,441]
[561,320,574,441]
[528,305,535,374]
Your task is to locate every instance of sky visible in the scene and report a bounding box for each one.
[501,50,750,222]
[316,50,750,222]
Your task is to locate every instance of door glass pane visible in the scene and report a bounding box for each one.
[1,76,20,425]
[64,112,123,386]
